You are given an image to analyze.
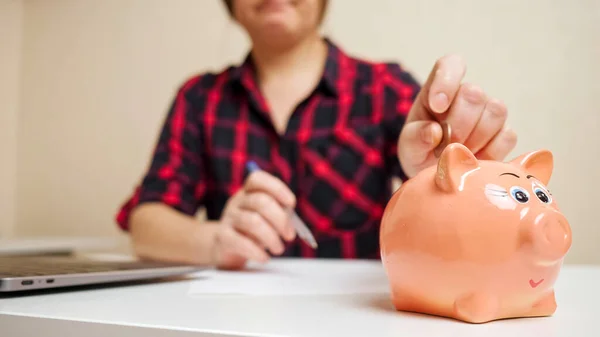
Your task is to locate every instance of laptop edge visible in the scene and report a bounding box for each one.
[0,265,203,292]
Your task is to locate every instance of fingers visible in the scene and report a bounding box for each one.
[399,53,518,179]
[398,121,443,176]
[476,125,518,161]
[428,55,467,113]
[245,170,296,208]
[462,98,508,154]
[444,83,488,144]
[231,209,286,255]
[238,191,296,241]
[217,170,300,265]
[410,54,467,122]
[216,226,270,263]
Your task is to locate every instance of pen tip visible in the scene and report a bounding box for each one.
[246,161,260,172]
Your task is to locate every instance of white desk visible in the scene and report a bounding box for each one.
[1,258,598,337]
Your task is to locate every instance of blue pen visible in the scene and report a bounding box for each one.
[246,161,318,249]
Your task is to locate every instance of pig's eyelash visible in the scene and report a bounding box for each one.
[485,187,508,197]
[485,187,508,193]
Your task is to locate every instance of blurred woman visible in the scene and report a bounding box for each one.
[116,0,516,269]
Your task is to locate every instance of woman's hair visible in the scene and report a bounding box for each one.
[222,0,235,16]
[222,0,330,23]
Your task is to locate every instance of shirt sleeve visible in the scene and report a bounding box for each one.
[381,62,422,182]
[115,77,207,231]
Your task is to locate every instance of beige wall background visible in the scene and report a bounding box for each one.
[0,0,22,238]
[2,0,599,263]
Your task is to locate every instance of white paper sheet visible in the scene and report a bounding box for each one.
[187,258,390,296]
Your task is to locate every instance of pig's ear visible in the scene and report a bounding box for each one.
[509,149,553,185]
[435,143,480,193]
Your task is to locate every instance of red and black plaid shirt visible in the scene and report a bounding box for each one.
[116,39,421,259]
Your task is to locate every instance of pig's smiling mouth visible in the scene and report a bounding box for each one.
[529,279,544,288]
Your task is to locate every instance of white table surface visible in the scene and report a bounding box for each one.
[1,258,598,337]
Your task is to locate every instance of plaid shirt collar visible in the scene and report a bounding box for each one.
[229,37,342,98]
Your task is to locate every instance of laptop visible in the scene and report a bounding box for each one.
[0,255,205,292]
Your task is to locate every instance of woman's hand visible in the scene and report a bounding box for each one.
[398,54,518,179]
[212,170,297,270]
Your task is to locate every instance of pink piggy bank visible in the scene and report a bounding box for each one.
[379,143,572,324]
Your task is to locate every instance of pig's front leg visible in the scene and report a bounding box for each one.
[453,293,499,323]
[527,290,557,317]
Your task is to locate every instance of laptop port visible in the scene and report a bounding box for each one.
[46,279,55,284]
[21,280,33,286]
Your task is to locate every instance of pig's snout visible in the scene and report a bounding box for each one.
[524,211,572,261]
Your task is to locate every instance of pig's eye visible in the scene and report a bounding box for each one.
[534,187,552,204]
[510,186,530,203]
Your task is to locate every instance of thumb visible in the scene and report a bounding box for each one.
[406,54,466,123]
[398,121,443,176]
